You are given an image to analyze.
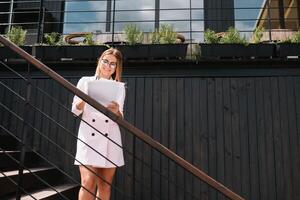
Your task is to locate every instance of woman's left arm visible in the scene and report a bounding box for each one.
[107,85,126,117]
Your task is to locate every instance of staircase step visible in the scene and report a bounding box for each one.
[0,150,42,171]
[0,167,64,197]
[18,183,79,200]
[0,135,18,150]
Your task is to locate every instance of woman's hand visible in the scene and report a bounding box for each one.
[76,100,86,111]
[107,101,122,116]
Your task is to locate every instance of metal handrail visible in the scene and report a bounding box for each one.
[0,35,245,200]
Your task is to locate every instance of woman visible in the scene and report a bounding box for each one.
[72,48,125,200]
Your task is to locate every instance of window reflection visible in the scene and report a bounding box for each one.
[64,2,106,34]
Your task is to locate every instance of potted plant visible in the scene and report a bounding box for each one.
[277,29,300,58]
[114,24,149,59]
[34,32,108,61]
[147,24,188,59]
[115,24,188,60]
[200,27,275,59]
[0,26,32,60]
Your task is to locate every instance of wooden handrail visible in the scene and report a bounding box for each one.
[0,35,245,200]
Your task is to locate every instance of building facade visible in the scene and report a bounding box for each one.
[0,0,299,43]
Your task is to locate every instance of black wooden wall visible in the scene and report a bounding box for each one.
[0,62,300,200]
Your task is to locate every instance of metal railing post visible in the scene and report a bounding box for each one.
[8,0,14,31]
[37,0,44,43]
[112,0,116,46]
[16,64,32,200]
[267,0,272,42]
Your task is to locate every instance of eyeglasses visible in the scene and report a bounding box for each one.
[101,59,117,69]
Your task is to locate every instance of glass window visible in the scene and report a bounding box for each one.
[234,0,265,39]
[191,0,204,42]
[160,0,190,41]
[114,0,155,32]
[63,1,107,34]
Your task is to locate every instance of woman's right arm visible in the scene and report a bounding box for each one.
[71,77,87,116]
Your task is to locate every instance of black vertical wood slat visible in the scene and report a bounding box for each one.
[51,80,60,164]
[176,78,185,200]
[293,77,300,200]
[143,78,153,200]
[207,78,217,200]
[255,78,268,200]
[230,78,241,195]
[31,79,39,151]
[61,79,73,178]
[168,78,177,200]
[134,77,144,200]
[294,77,300,166]
[0,78,4,136]
[278,77,293,200]
[47,79,56,163]
[123,77,135,200]
[39,79,50,161]
[199,78,209,199]
[286,77,300,200]
[223,78,233,190]
[184,78,193,199]
[270,77,284,200]
[192,78,201,200]
[262,78,276,200]
[3,79,13,136]
[152,78,161,200]
[246,78,259,200]
[10,79,18,137]
[121,79,135,199]
[161,78,169,200]
[215,78,225,200]
[10,79,19,139]
[19,78,27,136]
[238,79,250,200]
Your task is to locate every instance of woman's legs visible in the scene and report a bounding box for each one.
[78,165,97,200]
[95,167,116,200]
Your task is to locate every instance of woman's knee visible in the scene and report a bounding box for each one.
[81,175,96,189]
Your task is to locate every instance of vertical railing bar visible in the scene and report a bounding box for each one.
[16,64,32,200]
[111,0,116,46]
[189,0,192,57]
[8,0,14,31]
[267,0,273,42]
[37,0,44,43]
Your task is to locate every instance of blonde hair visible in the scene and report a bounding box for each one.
[96,48,123,81]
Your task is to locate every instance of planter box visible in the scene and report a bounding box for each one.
[115,44,188,60]
[277,43,300,57]
[200,44,276,59]
[34,45,109,61]
[0,46,32,60]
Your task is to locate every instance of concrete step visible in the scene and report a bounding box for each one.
[0,150,42,171]
[0,135,18,150]
[17,183,79,200]
[0,167,64,197]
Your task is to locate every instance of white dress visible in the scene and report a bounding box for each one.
[72,76,125,168]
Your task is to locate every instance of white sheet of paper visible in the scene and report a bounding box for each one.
[85,79,124,112]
